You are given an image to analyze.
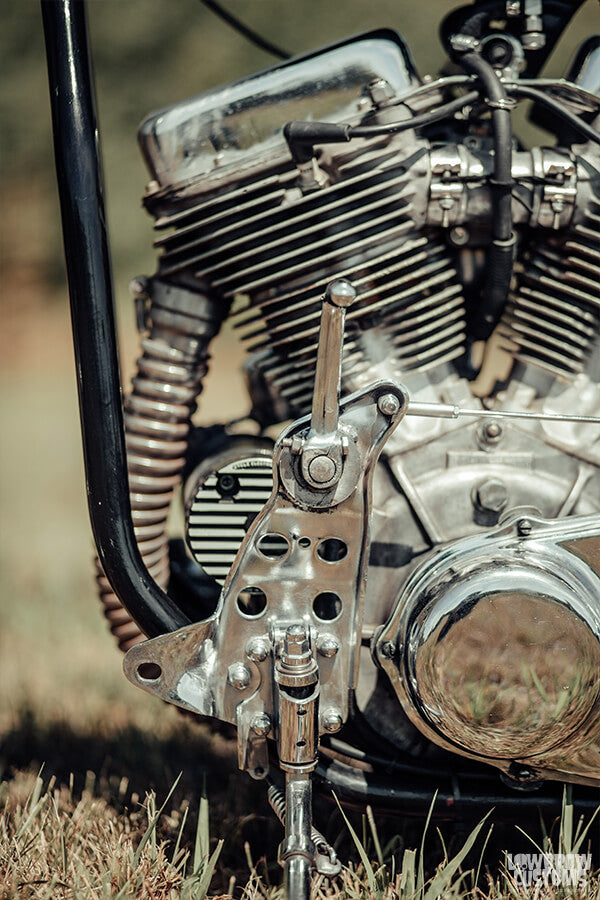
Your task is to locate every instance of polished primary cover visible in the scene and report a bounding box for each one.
[376,511,600,786]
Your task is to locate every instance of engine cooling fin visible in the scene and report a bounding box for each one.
[499,198,600,379]
[153,138,466,421]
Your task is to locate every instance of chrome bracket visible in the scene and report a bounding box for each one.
[123,279,408,897]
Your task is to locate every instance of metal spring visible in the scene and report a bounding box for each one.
[97,286,221,651]
[267,785,338,863]
[499,198,600,379]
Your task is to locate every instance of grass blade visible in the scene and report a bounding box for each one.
[334,793,377,896]
[423,810,492,900]
[133,772,181,868]
[418,790,438,895]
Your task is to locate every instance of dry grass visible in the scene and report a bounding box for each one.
[1,766,598,899]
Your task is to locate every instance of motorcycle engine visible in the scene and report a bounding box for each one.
[104,25,600,785]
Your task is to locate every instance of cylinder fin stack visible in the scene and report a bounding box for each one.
[499,197,600,380]
[153,138,466,422]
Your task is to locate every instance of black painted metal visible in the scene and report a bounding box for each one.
[41,0,190,637]
[317,758,600,818]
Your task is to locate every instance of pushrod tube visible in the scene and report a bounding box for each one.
[41,0,190,637]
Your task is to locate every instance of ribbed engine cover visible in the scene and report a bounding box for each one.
[185,449,273,584]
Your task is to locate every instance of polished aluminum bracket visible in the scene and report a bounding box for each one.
[123,280,408,896]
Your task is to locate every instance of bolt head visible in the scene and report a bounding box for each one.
[474,479,509,514]
[449,226,469,246]
[521,32,546,50]
[368,78,395,107]
[484,421,502,439]
[517,518,532,536]
[326,279,357,309]
[377,393,401,417]
[308,455,337,484]
[380,640,396,659]
[251,713,271,736]
[247,638,269,663]
[317,634,339,658]
[227,662,251,690]
[284,624,309,655]
[129,276,148,297]
[286,624,307,641]
[322,709,343,733]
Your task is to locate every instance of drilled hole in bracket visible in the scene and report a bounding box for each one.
[317,538,348,562]
[313,591,342,621]
[137,662,162,682]
[237,586,268,617]
[257,533,290,560]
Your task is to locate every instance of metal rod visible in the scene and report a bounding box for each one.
[310,280,356,436]
[41,0,189,638]
[407,401,600,425]
[283,773,313,900]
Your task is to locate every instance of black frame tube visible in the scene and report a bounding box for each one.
[41,0,190,638]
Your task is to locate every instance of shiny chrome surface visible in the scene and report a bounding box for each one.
[124,374,408,734]
[376,512,600,785]
[124,290,409,788]
[139,33,418,189]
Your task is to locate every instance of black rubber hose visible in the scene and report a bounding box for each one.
[509,84,600,147]
[316,757,600,817]
[199,0,290,60]
[458,51,515,340]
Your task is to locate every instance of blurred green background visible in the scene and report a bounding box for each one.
[0,0,598,751]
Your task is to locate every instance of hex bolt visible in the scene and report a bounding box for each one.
[379,640,396,659]
[484,421,502,441]
[251,713,271,736]
[286,623,307,642]
[247,638,270,663]
[474,479,509,515]
[322,709,343,733]
[227,662,251,690]
[284,624,309,656]
[377,393,401,417]
[368,78,395,108]
[316,634,339,658]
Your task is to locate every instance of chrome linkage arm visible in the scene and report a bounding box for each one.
[123,279,408,899]
[407,401,600,425]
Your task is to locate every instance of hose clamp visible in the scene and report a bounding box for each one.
[486,97,517,109]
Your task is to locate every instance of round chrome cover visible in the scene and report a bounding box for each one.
[402,542,600,760]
